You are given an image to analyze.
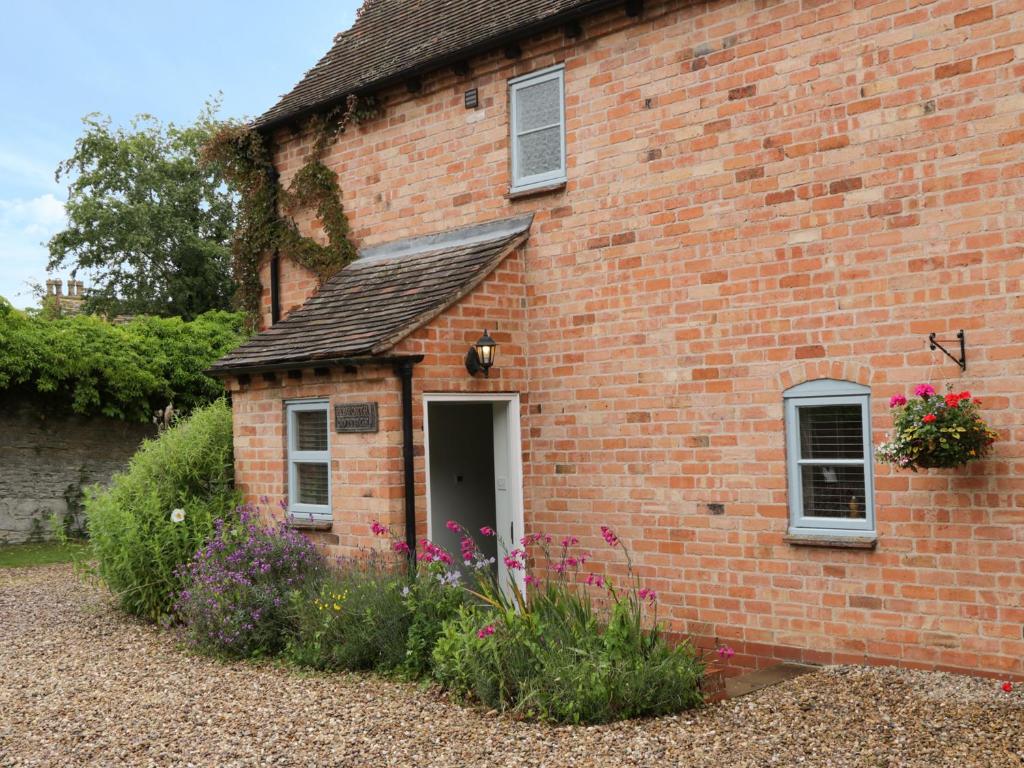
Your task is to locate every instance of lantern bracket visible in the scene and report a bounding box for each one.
[928,329,966,371]
[465,347,487,377]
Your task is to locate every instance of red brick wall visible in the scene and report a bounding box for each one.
[232,0,1024,677]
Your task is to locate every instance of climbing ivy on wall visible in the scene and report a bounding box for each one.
[202,95,380,328]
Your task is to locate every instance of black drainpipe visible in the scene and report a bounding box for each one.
[394,357,423,555]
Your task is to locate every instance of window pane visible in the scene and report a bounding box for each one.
[800,464,866,518]
[799,405,863,460]
[295,462,329,506]
[295,409,328,451]
[516,77,560,133]
[518,126,562,178]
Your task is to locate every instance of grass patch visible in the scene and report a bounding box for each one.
[0,541,89,568]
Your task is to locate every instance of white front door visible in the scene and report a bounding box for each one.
[424,394,524,592]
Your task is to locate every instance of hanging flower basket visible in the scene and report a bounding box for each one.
[876,384,997,472]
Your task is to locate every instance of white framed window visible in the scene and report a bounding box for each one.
[286,400,331,520]
[509,64,566,193]
[784,379,875,536]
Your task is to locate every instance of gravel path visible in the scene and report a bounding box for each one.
[1,565,1020,768]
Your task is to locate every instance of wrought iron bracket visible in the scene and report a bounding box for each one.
[929,329,966,371]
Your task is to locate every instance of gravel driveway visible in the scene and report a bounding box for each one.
[1,565,1020,768]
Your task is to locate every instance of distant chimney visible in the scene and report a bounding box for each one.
[46,279,55,296]
[54,279,63,297]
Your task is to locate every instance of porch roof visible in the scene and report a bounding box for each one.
[209,214,533,375]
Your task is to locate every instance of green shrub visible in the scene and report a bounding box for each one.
[285,555,410,672]
[85,399,239,621]
[0,300,245,421]
[430,526,704,724]
[400,563,467,679]
[177,506,324,658]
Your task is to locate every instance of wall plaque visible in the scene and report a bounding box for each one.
[334,402,379,433]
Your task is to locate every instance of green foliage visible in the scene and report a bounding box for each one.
[84,400,239,622]
[876,386,997,471]
[201,95,377,327]
[431,586,703,724]
[430,526,704,724]
[400,564,467,678]
[48,101,238,319]
[285,557,411,672]
[0,299,244,421]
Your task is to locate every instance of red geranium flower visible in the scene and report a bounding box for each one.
[1002,681,1013,693]
[945,393,960,408]
[923,413,937,424]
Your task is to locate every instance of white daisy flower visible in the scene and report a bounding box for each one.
[170,508,186,524]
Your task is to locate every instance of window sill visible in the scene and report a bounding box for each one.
[285,516,333,532]
[784,533,877,550]
[506,181,566,200]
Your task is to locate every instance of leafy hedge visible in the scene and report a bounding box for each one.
[0,300,244,421]
[86,399,239,622]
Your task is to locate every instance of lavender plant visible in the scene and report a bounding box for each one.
[175,502,323,658]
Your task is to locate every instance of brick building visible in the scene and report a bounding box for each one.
[212,0,1024,678]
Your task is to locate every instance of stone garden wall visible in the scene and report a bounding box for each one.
[0,399,153,543]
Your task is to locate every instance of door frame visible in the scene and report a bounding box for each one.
[422,392,525,588]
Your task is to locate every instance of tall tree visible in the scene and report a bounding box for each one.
[48,103,237,320]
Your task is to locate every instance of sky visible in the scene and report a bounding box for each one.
[0,0,361,308]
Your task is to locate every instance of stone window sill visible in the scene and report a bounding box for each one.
[506,181,566,200]
[784,533,877,550]
[285,516,333,532]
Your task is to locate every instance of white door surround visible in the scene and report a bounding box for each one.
[423,392,525,591]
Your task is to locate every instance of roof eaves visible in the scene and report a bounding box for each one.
[253,0,618,133]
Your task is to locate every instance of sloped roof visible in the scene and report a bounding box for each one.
[210,215,533,374]
[256,0,612,129]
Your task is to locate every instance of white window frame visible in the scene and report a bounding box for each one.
[286,399,332,520]
[784,379,875,536]
[509,64,567,193]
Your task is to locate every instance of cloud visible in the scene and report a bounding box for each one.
[0,193,67,307]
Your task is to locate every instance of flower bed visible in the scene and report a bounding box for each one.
[173,506,724,724]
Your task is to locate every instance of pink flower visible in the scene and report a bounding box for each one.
[477,624,495,639]
[445,520,460,533]
[566,557,578,567]
[479,526,495,536]
[561,535,579,548]
[914,383,936,398]
[1002,681,1013,693]
[600,526,619,548]
[392,541,410,554]
[717,645,736,660]
[584,573,605,588]
[553,561,567,574]
[923,413,937,424]
[638,587,656,603]
[371,521,388,536]
[524,574,541,586]
[503,548,525,570]
[889,394,906,407]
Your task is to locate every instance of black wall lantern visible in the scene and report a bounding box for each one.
[465,329,497,377]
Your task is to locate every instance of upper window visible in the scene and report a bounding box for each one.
[509,64,566,193]
[286,400,331,519]
[784,380,875,536]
